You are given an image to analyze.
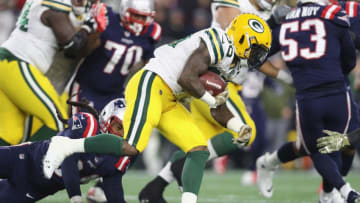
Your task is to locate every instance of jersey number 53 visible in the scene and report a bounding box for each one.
[280,19,326,61]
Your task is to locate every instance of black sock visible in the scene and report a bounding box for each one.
[170,157,186,187]
[277,142,304,163]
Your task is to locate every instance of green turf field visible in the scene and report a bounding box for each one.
[39,169,360,203]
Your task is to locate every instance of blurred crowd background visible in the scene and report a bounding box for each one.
[1,0,360,176]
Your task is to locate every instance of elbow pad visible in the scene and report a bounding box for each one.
[63,31,88,59]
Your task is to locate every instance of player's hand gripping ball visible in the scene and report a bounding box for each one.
[200,71,227,96]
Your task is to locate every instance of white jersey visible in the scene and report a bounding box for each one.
[145,27,235,94]
[1,0,72,74]
[211,0,271,29]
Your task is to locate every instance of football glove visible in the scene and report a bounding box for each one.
[317,130,351,154]
[232,124,252,148]
[82,2,108,33]
[213,87,229,108]
[70,195,83,203]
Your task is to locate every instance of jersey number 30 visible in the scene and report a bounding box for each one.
[280,19,326,61]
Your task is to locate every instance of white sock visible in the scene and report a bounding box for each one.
[72,138,85,153]
[158,162,175,183]
[207,140,218,160]
[181,192,197,203]
[340,183,352,200]
[267,151,281,168]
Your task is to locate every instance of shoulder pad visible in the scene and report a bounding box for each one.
[212,0,240,9]
[342,1,359,18]
[321,5,350,27]
[148,22,162,42]
[41,0,72,13]
[201,27,227,64]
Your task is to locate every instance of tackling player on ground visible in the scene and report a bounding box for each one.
[41,13,272,203]
[0,98,132,203]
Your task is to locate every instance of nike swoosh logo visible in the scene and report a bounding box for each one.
[26,193,35,199]
[266,186,273,193]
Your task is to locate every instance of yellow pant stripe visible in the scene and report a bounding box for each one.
[19,62,64,131]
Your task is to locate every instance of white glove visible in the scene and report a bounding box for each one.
[232,124,252,147]
[200,87,229,108]
[276,69,293,84]
[70,195,83,203]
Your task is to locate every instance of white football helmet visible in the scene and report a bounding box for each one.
[99,98,126,137]
[256,0,276,11]
[119,0,155,35]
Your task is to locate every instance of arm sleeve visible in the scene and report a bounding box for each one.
[340,29,356,75]
[102,173,126,203]
[41,0,72,13]
[350,21,360,49]
[348,128,360,149]
[199,28,226,65]
[268,26,281,57]
[61,154,82,198]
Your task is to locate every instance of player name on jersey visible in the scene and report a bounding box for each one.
[286,6,321,20]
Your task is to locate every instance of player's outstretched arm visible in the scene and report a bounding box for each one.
[259,61,293,84]
[317,130,350,153]
[214,6,241,30]
[317,128,360,153]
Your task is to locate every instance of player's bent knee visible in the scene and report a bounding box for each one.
[122,142,139,156]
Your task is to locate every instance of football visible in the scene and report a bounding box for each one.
[200,71,227,96]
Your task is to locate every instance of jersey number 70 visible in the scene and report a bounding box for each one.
[103,40,143,75]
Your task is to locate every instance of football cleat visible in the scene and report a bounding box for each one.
[139,178,168,203]
[241,170,257,186]
[43,136,75,179]
[256,153,277,198]
[319,189,345,203]
[87,186,107,203]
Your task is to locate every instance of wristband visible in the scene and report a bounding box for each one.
[200,91,216,107]
[226,117,244,133]
[277,69,293,84]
